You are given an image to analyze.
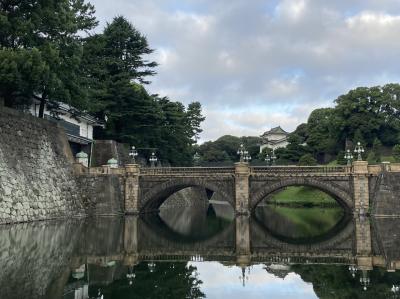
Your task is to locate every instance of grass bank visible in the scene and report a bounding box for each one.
[266,186,338,207]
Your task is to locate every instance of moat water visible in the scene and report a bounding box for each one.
[1,203,400,299]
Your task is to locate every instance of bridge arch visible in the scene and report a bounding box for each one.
[140,177,234,212]
[250,177,353,212]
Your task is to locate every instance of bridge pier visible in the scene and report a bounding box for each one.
[235,215,251,268]
[235,162,250,215]
[123,216,139,266]
[352,161,370,215]
[355,215,373,270]
[124,164,140,214]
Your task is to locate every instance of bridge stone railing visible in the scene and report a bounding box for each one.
[251,165,350,175]
[139,167,235,176]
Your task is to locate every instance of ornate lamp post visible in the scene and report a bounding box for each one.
[193,152,201,166]
[265,153,271,166]
[149,152,158,168]
[354,142,365,161]
[344,149,354,166]
[360,270,370,291]
[129,146,138,163]
[244,152,251,163]
[271,149,277,166]
[237,144,251,163]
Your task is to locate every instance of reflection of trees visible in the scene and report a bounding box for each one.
[89,262,205,299]
[292,265,400,299]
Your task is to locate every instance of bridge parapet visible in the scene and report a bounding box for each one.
[251,165,350,176]
[139,166,235,176]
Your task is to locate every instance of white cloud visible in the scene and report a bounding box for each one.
[90,0,400,141]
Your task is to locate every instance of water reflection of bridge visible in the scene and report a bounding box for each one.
[75,215,399,271]
[1,216,400,299]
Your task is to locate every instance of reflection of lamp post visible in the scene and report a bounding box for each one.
[360,270,370,291]
[126,266,136,285]
[238,267,249,287]
[96,288,104,299]
[344,149,353,166]
[148,261,156,273]
[348,264,357,278]
[129,146,138,163]
[392,284,399,298]
[149,152,158,168]
[354,142,365,161]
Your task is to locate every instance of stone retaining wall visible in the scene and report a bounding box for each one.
[372,172,400,217]
[0,107,84,224]
[77,174,124,215]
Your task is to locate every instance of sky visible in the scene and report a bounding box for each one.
[191,262,318,298]
[90,0,400,142]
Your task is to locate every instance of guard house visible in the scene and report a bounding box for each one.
[259,126,289,153]
[29,101,104,163]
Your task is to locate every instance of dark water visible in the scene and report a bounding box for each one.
[1,204,400,299]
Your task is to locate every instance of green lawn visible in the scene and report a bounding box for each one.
[381,155,396,162]
[268,186,337,206]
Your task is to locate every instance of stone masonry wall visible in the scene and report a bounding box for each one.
[0,107,84,224]
[372,172,400,216]
[76,174,124,215]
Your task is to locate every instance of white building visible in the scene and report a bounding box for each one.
[29,101,103,160]
[259,126,289,153]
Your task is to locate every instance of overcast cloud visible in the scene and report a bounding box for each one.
[90,0,400,142]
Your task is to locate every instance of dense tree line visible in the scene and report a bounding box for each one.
[0,1,204,165]
[278,84,400,164]
[198,84,400,165]
[196,135,261,165]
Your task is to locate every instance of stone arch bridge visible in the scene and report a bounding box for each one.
[114,161,386,215]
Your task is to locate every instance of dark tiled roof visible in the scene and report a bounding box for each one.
[262,126,288,136]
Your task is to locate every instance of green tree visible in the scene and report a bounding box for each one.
[93,262,205,298]
[334,84,400,147]
[336,150,347,165]
[373,138,382,162]
[0,0,97,115]
[306,108,339,160]
[393,144,400,162]
[186,102,206,143]
[83,16,158,117]
[298,153,317,166]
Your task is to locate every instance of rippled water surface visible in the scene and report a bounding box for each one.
[1,203,399,299]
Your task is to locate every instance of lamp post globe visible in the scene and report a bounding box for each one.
[344,149,353,166]
[265,153,271,166]
[193,152,201,166]
[271,149,277,166]
[149,152,158,168]
[237,144,245,162]
[354,142,365,161]
[129,146,138,163]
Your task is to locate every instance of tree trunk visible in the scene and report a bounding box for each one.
[38,97,45,118]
